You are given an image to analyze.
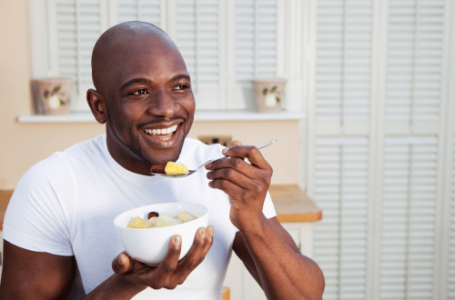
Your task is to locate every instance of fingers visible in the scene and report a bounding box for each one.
[206,154,272,191]
[231,140,243,147]
[207,165,257,191]
[208,156,257,179]
[224,145,270,170]
[112,251,134,274]
[170,226,214,285]
[149,235,182,289]
[208,141,271,172]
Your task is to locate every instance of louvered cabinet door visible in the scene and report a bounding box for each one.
[385,0,446,134]
[117,0,162,26]
[446,137,455,298]
[315,0,373,135]
[312,138,370,300]
[50,0,105,111]
[379,137,439,299]
[231,0,279,110]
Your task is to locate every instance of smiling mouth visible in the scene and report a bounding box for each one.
[142,124,178,141]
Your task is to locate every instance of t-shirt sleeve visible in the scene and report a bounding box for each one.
[3,155,74,256]
[263,191,277,219]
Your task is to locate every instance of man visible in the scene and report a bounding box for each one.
[0,22,324,299]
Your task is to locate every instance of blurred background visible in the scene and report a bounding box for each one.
[0,0,454,299]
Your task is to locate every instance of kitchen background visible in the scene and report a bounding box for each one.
[0,0,454,299]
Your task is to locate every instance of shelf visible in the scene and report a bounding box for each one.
[17,110,306,123]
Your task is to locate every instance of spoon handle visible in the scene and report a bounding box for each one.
[199,139,277,170]
[257,138,277,150]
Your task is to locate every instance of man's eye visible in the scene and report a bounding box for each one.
[131,89,148,96]
[173,85,188,91]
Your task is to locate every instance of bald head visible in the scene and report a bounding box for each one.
[91,21,181,93]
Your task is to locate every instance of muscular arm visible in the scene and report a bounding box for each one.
[0,241,148,300]
[233,217,325,300]
[206,141,325,300]
[0,226,212,300]
[0,241,78,300]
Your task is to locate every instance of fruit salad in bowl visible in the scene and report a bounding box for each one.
[114,202,209,266]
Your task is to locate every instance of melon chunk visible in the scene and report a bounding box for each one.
[155,215,183,227]
[147,216,158,227]
[177,210,197,223]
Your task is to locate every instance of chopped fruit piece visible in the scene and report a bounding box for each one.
[160,213,176,218]
[128,216,152,229]
[148,211,159,219]
[148,217,158,227]
[177,210,197,223]
[127,210,197,229]
[165,162,189,175]
[156,215,183,227]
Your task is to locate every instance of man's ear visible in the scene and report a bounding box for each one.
[87,89,107,124]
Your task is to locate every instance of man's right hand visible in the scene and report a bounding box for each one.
[112,226,214,290]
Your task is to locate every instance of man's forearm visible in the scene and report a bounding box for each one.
[239,216,325,300]
[83,274,146,300]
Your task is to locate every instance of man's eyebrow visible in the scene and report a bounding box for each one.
[120,74,190,91]
[170,74,191,82]
[120,78,152,91]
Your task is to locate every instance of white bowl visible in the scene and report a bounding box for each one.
[114,202,209,266]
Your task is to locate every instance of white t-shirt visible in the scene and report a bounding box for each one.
[3,135,276,300]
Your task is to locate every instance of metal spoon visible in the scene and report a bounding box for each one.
[151,138,277,178]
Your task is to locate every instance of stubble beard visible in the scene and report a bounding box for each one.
[107,117,152,166]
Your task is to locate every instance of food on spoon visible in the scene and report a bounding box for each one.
[127,210,197,229]
[128,216,153,229]
[164,162,189,175]
[177,210,197,222]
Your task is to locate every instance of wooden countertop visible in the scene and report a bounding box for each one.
[270,185,322,223]
[0,185,322,230]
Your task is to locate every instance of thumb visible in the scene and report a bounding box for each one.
[230,140,243,147]
[112,251,133,274]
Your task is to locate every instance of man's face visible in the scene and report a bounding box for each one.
[101,33,195,174]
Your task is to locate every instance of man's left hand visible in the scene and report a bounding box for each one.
[205,140,273,231]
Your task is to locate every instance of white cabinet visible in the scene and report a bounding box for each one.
[224,222,314,300]
[0,231,3,282]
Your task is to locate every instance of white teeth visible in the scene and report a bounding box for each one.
[144,125,178,136]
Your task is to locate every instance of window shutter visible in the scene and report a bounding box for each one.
[228,0,279,110]
[310,1,376,298]
[51,0,104,111]
[172,0,221,110]
[447,137,455,298]
[235,0,277,83]
[385,0,445,134]
[313,137,370,300]
[117,0,162,26]
[315,0,373,135]
[379,137,438,299]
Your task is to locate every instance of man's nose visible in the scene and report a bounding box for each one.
[148,89,178,118]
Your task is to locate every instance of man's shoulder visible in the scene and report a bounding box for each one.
[26,135,106,179]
